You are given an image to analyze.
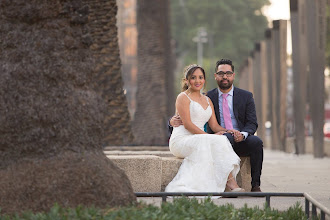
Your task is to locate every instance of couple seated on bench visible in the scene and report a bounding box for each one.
[166,59,263,193]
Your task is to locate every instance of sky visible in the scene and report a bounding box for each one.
[262,0,290,21]
[262,0,292,54]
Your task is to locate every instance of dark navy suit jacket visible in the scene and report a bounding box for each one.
[206,87,258,135]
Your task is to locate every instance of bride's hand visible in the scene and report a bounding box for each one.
[215,130,226,135]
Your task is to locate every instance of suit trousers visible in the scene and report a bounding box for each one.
[224,133,263,188]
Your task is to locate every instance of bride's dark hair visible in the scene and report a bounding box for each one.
[181,64,206,92]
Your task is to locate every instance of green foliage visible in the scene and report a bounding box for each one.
[170,0,270,88]
[0,204,104,220]
[0,197,311,220]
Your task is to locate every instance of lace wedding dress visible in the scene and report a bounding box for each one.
[165,93,240,192]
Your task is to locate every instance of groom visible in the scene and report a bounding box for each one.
[169,59,263,192]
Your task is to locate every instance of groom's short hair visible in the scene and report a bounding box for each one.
[215,59,235,72]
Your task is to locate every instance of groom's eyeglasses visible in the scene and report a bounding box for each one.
[216,71,234,77]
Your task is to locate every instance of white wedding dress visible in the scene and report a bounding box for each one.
[165,93,240,192]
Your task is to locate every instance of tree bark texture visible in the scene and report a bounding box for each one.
[0,0,135,214]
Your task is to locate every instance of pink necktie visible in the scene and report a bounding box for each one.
[222,94,233,130]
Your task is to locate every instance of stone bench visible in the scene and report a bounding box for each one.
[106,150,251,192]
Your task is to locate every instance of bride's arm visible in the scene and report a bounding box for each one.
[207,98,227,133]
[176,93,207,134]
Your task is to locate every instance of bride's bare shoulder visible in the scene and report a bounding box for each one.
[176,92,190,103]
[177,92,189,98]
[203,94,210,100]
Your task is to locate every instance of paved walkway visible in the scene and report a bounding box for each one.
[138,149,330,212]
[261,149,330,207]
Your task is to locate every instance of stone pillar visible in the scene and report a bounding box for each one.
[272,20,288,151]
[306,0,326,158]
[117,0,138,119]
[253,44,264,141]
[252,42,268,143]
[265,29,274,149]
[271,26,280,150]
[290,0,308,154]
[260,41,268,145]
[238,60,249,91]
[247,56,254,94]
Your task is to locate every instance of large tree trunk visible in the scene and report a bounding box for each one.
[0,0,135,214]
[87,0,134,146]
[133,0,174,145]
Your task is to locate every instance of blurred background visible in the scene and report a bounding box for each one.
[115,0,329,157]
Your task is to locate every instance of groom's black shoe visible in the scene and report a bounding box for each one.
[251,186,262,192]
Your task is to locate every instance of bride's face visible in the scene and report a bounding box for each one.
[187,68,205,91]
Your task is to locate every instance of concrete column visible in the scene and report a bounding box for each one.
[265,29,275,149]
[306,0,326,158]
[238,60,249,91]
[247,56,254,94]
[272,20,288,151]
[252,42,268,145]
[260,41,268,146]
[253,44,262,139]
[290,0,308,154]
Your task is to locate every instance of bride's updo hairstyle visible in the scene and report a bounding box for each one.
[181,64,206,92]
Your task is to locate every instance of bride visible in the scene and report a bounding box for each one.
[165,64,244,193]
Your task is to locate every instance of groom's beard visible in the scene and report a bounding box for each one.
[218,79,233,90]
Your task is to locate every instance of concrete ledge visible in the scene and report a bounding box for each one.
[107,155,162,192]
[105,150,173,157]
[107,151,252,192]
[105,146,169,151]
[236,157,251,191]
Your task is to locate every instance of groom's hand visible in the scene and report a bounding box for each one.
[228,129,244,142]
[170,115,183,127]
[234,132,244,142]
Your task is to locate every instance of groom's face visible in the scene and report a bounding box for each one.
[214,64,235,90]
